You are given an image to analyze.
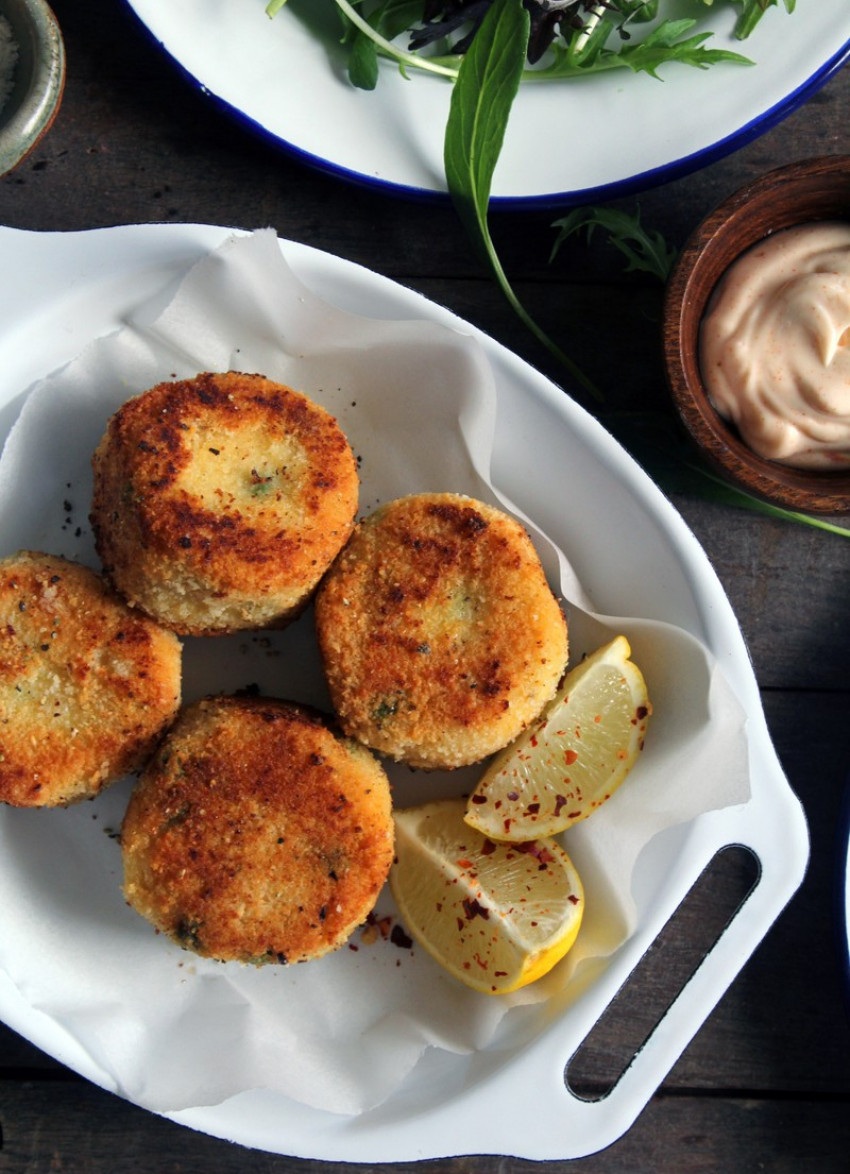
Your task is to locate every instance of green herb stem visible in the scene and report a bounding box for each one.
[444,0,603,403]
[333,0,460,79]
[486,236,604,401]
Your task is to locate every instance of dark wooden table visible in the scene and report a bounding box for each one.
[2,3,850,1171]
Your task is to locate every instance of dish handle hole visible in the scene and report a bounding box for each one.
[565,844,761,1102]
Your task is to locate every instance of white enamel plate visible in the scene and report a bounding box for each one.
[0,224,808,1161]
[123,1,850,205]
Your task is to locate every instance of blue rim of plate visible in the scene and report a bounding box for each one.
[836,766,850,1017]
[123,3,850,210]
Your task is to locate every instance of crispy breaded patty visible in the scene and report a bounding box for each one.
[0,551,182,807]
[121,694,394,964]
[90,371,359,636]
[314,493,569,770]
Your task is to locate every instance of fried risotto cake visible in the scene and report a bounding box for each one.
[90,371,359,636]
[121,694,394,965]
[0,551,182,807]
[314,493,569,770]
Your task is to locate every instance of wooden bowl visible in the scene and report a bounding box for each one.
[662,155,850,515]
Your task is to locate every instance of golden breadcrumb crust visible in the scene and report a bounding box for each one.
[91,371,359,636]
[121,694,394,964]
[315,493,568,770]
[0,551,182,807]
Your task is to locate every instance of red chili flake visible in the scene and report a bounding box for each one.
[481,839,496,856]
[470,794,488,805]
[514,841,554,868]
[473,952,489,971]
[564,749,579,766]
[568,894,580,905]
[494,971,508,977]
[376,915,393,939]
[530,735,538,747]
[636,706,649,720]
[463,897,490,921]
[526,803,540,814]
[553,794,568,815]
[506,791,519,802]
[457,858,474,869]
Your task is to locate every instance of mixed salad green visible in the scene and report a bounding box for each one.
[266,1,795,90]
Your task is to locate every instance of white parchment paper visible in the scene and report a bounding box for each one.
[0,229,750,1116]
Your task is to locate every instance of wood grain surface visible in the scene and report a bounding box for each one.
[1,2,849,1171]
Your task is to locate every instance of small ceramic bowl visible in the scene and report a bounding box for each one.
[663,155,850,515]
[0,0,64,177]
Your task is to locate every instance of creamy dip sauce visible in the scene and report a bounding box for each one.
[699,220,850,470]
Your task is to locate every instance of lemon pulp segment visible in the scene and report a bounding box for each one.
[464,635,651,842]
[390,797,584,995]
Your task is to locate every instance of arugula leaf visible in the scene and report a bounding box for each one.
[330,0,461,83]
[346,24,381,88]
[733,0,796,40]
[341,0,428,88]
[551,206,678,283]
[444,0,602,402]
[617,19,753,76]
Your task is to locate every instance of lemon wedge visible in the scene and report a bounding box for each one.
[390,797,584,995]
[464,635,651,843]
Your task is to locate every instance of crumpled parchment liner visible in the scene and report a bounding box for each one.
[0,229,750,1117]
